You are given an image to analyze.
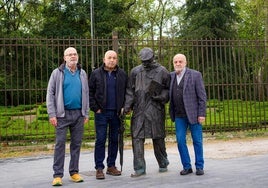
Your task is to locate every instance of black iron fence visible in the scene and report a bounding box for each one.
[0,35,268,145]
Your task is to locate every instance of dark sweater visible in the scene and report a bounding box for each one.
[172,75,187,117]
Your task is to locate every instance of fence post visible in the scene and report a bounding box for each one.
[112,31,118,53]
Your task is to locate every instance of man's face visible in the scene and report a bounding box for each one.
[64,48,78,68]
[103,51,118,71]
[173,54,187,73]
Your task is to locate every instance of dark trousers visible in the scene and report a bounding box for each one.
[53,109,84,178]
[94,110,120,170]
[132,138,169,173]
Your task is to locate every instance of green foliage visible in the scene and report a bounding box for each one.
[204,100,268,131]
[0,0,44,37]
[0,0,266,40]
[128,0,181,39]
[40,0,91,37]
[93,0,139,38]
[0,116,11,128]
[180,0,238,39]
[38,0,139,38]
[236,0,266,39]
[2,100,268,144]
[0,105,37,116]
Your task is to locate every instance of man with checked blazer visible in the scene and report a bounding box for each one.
[169,53,207,176]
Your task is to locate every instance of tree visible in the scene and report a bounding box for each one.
[0,0,43,37]
[180,0,238,39]
[129,0,182,40]
[236,0,266,39]
[92,0,139,38]
[235,0,268,100]
[40,0,91,37]
[40,0,139,38]
[265,0,268,98]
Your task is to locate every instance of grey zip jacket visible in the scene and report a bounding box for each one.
[46,63,89,118]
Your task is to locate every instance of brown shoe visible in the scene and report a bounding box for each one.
[106,166,121,176]
[96,169,105,180]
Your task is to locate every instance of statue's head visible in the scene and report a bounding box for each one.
[139,47,154,68]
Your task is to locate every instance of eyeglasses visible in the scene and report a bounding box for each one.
[65,53,78,57]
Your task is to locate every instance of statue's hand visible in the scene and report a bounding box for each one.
[151,95,162,101]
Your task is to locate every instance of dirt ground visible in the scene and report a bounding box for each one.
[1,133,268,159]
[140,132,268,159]
[166,136,268,159]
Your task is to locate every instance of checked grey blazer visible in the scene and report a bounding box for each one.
[169,67,207,124]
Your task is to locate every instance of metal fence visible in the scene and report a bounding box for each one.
[0,35,268,145]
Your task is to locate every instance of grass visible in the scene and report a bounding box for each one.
[0,99,268,158]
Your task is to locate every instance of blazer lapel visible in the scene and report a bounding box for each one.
[170,72,176,87]
[183,68,190,91]
[170,72,176,99]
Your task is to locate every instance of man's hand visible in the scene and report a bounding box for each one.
[121,108,131,115]
[49,117,57,127]
[198,116,205,124]
[84,118,89,124]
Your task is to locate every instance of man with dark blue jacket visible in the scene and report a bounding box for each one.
[89,50,127,180]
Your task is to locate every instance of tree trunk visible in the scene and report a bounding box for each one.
[264,0,268,98]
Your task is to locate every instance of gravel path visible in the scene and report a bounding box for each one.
[165,136,268,159]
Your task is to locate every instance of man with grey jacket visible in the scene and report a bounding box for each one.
[46,47,89,186]
[169,53,207,176]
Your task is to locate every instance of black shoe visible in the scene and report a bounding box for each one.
[159,160,169,173]
[180,168,193,175]
[196,169,204,176]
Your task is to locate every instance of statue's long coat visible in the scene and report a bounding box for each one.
[124,63,171,139]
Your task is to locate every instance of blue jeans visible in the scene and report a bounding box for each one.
[94,110,120,170]
[175,117,204,170]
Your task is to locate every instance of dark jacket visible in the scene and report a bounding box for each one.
[169,68,207,124]
[89,64,128,114]
[124,63,170,139]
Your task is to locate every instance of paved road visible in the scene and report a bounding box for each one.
[1,148,267,188]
